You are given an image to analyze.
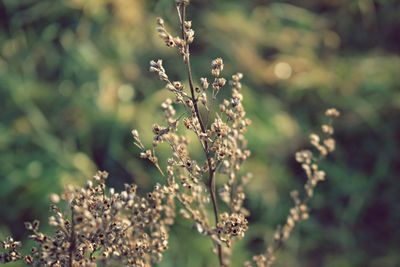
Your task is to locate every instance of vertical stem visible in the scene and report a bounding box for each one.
[178,4,224,266]
[69,206,75,267]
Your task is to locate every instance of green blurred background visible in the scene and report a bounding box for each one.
[1,0,399,266]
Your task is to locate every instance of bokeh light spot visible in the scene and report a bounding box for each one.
[274,62,292,80]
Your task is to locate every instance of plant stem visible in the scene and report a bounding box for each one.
[69,206,75,267]
[178,4,223,266]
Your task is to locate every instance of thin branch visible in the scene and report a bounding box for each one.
[69,206,75,267]
[178,3,223,266]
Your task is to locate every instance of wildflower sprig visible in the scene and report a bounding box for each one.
[130,1,255,265]
[246,108,340,267]
[1,171,175,266]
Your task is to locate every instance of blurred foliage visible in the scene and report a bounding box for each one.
[1,0,399,266]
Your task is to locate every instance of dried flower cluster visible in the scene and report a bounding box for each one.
[2,171,175,266]
[145,3,253,264]
[1,1,339,267]
[1,237,22,263]
[245,109,340,267]
[217,213,248,247]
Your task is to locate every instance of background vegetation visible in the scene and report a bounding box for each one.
[1,0,399,266]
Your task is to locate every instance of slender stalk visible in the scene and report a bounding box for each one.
[178,4,223,266]
[69,206,75,267]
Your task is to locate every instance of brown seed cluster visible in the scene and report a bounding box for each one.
[155,10,195,63]
[247,108,340,267]
[138,54,252,256]
[135,2,254,264]
[1,171,175,266]
[0,237,22,263]
[217,213,248,247]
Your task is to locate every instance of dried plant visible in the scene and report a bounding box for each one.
[0,1,340,266]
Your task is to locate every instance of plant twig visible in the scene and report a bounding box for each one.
[178,3,223,266]
[69,205,75,267]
